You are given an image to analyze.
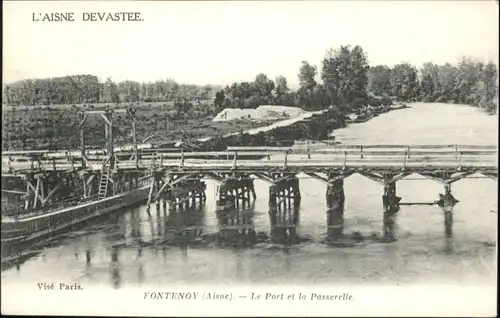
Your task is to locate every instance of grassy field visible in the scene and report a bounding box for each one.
[1,103,278,151]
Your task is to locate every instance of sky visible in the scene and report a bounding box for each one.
[3,0,499,88]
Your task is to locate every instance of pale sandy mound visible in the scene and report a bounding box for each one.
[213,105,306,122]
[256,105,306,118]
[212,108,258,121]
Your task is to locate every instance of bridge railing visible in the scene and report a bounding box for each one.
[2,144,497,173]
[3,157,497,173]
[3,144,496,160]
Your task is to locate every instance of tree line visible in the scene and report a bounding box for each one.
[216,47,497,113]
[3,45,498,113]
[2,75,222,106]
[368,58,498,111]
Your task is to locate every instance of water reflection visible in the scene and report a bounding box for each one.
[86,250,91,264]
[215,201,257,247]
[443,237,454,255]
[163,205,205,246]
[269,206,300,245]
[110,245,121,289]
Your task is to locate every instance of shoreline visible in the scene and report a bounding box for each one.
[189,103,410,150]
[1,103,410,153]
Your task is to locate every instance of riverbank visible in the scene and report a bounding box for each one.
[1,106,280,151]
[345,103,409,124]
[189,103,410,150]
[2,102,411,152]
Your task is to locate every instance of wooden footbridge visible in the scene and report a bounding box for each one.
[1,109,497,242]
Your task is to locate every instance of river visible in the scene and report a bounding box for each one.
[1,103,497,289]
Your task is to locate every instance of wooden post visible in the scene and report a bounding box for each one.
[127,173,132,192]
[104,120,109,155]
[107,112,114,164]
[24,181,30,210]
[132,115,138,167]
[40,175,46,203]
[33,177,41,209]
[80,115,86,169]
[326,178,345,241]
[293,177,301,207]
[438,183,459,238]
[146,173,156,214]
[382,181,401,242]
[249,180,256,200]
[155,178,161,211]
[83,174,88,198]
[162,192,167,212]
[269,185,277,210]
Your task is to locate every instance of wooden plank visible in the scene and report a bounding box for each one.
[84,109,127,114]
[33,178,41,208]
[303,172,328,184]
[78,114,88,128]
[1,189,27,195]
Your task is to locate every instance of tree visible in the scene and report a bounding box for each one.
[3,85,11,104]
[173,98,192,118]
[455,57,483,104]
[419,62,440,101]
[482,62,498,106]
[214,90,225,111]
[390,62,419,102]
[201,84,213,100]
[274,75,290,105]
[321,45,369,111]
[436,63,459,102]
[297,61,317,109]
[102,77,119,103]
[254,73,275,104]
[367,65,392,97]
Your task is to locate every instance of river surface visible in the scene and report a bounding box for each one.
[1,103,497,289]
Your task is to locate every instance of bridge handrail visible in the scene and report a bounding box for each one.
[3,150,497,162]
[3,158,498,174]
[4,144,496,156]
[227,144,498,150]
[3,143,496,156]
[3,152,497,168]
[2,144,497,174]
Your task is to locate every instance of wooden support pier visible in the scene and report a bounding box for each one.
[268,173,301,211]
[382,179,401,242]
[216,173,256,211]
[146,172,207,214]
[326,177,345,241]
[437,183,459,238]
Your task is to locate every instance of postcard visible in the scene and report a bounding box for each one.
[1,0,497,316]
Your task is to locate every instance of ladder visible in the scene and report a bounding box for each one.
[98,164,111,200]
[147,152,158,176]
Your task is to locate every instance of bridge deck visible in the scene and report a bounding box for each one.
[2,145,497,175]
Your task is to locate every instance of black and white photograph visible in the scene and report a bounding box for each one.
[1,1,497,316]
